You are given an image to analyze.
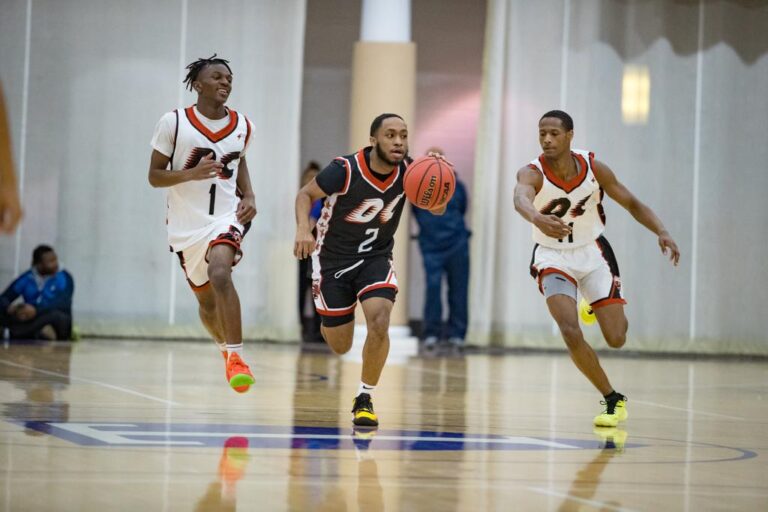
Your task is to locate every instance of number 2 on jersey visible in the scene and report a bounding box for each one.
[358,228,379,253]
[208,184,216,215]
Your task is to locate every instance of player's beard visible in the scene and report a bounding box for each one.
[375,143,402,166]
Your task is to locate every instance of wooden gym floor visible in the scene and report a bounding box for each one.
[1,339,766,511]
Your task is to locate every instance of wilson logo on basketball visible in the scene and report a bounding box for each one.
[404,155,456,210]
[418,176,438,207]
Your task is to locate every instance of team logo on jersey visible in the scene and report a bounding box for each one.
[184,147,216,170]
[570,193,593,217]
[183,148,239,180]
[345,194,404,224]
[219,151,240,180]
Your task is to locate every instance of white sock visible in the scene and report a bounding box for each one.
[226,343,243,357]
[357,382,375,397]
[216,341,227,353]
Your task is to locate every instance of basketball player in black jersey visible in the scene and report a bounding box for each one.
[294,113,445,426]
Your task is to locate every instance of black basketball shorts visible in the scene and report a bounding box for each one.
[311,254,398,327]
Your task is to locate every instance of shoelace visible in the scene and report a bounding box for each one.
[600,396,627,415]
[229,356,250,374]
[353,395,374,413]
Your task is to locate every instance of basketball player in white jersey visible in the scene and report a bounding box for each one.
[148,55,256,393]
[514,110,680,427]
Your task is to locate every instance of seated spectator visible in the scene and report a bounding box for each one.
[0,245,74,340]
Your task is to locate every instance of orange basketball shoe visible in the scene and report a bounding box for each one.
[225,353,254,393]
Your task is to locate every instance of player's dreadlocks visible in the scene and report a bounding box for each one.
[183,54,232,91]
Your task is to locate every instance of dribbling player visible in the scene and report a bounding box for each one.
[514,110,680,427]
[149,55,257,393]
[294,114,445,426]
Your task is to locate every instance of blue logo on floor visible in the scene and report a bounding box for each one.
[15,421,640,451]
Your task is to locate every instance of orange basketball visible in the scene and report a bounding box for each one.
[403,156,456,210]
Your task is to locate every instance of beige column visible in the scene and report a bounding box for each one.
[348,7,416,327]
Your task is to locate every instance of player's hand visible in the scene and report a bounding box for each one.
[533,214,572,239]
[427,151,454,167]
[294,228,316,260]
[187,153,222,181]
[0,181,23,234]
[236,195,257,224]
[658,231,680,266]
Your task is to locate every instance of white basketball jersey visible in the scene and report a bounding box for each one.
[154,106,252,251]
[529,149,605,248]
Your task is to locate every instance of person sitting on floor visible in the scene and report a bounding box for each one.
[0,245,74,340]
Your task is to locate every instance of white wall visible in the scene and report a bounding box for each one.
[471,0,768,353]
[0,0,307,340]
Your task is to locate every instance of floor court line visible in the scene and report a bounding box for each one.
[632,399,746,421]
[406,364,750,421]
[0,359,180,407]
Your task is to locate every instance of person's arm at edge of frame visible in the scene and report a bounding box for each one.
[0,82,22,233]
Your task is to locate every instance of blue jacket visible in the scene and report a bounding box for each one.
[412,179,470,254]
[0,269,74,314]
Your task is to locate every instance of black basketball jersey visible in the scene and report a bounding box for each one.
[314,147,407,260]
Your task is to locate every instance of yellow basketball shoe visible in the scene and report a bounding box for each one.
[579,298,597,326]
[352,393,379,427]
[593,395,628,427]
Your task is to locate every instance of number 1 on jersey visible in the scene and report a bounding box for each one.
[208,184,216,215]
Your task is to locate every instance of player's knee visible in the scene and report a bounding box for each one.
[559,322,584,349]
[207,264,232,291]
[366,310,390,339]
[325,333,353,354]
[605,331,626,349]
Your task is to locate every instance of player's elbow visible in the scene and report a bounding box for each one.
[148,171,162,188]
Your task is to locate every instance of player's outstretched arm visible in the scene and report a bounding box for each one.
[294,179,327,260]
[148,152,222,188]
[593,159,680,266]
[235,157,256,225]
[514,166,572,239]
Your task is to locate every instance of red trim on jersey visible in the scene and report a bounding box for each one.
[538,152,588,193]
[243,116,252,149]
[185,106,239,143]
[537,268,577,294]
[590,297,626,309]
[334,157,352,195]
[356,149,399,192]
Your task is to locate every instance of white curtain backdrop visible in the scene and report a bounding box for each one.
[0,0,306,341]
[470,0,768,354]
